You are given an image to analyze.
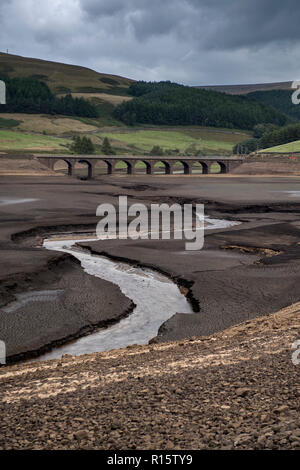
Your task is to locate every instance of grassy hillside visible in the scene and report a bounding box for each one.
[0,125,248,155]
[98,127,249,155]
[196,81,292,95]
[0,53,288,156]
[259,140,300,153]
[0,113,100,135]
[0,52,133,95]
[0,53,134,125]
[0,129,70,151]
[63,93,133,106]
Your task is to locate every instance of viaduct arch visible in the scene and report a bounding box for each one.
[36,155,244,179]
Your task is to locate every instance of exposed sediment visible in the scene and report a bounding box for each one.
[0,251,135,363]
[0,175,300,450]
[0,301,298,450]
[79,211,300,343]
[1,175,300,361]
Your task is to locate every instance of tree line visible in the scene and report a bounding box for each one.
[69,136,116,155]
[114,81,290,130]
[0,76,99,117]
[233,122,300,153]
[247,90,300,121]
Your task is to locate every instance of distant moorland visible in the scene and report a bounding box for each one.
[0,52,133,94]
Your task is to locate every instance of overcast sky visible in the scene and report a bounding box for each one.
[1,0,300,85]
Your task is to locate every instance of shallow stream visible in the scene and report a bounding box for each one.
[35,217,240,360]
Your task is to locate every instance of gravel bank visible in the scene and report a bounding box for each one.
[0,302,299,450]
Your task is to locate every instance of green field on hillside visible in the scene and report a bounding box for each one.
[98,128,249,155]
[0,125,250,155]
[0,130,71,151]
[259,140,300,153]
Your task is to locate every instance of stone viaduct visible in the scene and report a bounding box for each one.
[36,154,244,179]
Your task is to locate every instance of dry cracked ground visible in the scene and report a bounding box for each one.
[0,302,299,450]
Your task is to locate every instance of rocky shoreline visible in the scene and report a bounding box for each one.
[0,301,298,450]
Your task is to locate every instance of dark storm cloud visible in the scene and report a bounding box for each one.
[188,0,300,49]
[80,0,300,47]
[1,0,300,85]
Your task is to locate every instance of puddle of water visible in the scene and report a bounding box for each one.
[271,191,300,198]
[205,217,241,230]
[2,290,63,313]
[283,191,300,198]
[0,198,39,207]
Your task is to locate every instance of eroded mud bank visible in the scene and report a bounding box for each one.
[0,252,135,363]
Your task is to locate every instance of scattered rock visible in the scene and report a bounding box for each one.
[236,387,252,397]
[274,405,289,414]
[74,430,88,441]
[148,337,158,345]
[234,433,252,447]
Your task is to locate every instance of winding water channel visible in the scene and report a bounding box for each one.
[39,237,192,360]
[34,218,240,360]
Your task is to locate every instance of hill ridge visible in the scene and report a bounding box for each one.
[0,52,133,94]
[196,81,292,95]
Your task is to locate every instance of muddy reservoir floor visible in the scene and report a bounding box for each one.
[1,174,300,360]
[0,174,299,450]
